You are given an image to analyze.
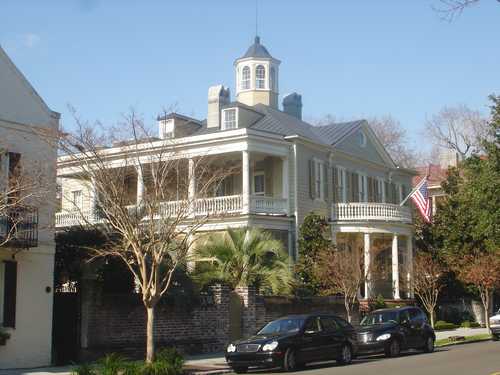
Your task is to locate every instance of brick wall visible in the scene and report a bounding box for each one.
[78,284,359,360]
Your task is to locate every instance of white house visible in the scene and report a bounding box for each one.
[0,45,59,368]
[56,37,415,302]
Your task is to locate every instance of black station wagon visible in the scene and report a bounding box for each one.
[225,313,358,373]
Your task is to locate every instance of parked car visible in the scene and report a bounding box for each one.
[490,308,500,341]
[356,306,436,357]
[225,314,358,373]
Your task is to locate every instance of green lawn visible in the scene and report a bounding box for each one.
[436,334,492,347]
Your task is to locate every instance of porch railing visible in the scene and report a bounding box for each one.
[0,207,39,248]
[332,202,412,223]
[55,195,288,227]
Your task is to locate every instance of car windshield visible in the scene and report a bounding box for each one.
[257,318,305,335]
[360,311,399,326]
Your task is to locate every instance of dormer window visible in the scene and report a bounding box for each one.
[256,65,266,89]
[222,108,237,130]
[241,66,251,90]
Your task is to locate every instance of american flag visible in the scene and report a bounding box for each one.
[410,177,431,223]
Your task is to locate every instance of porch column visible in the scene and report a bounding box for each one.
[364,233,371,299]
[136,165,144,205]
[188,158,196,216]
[392,234,401,300]
[90,176,98,222]
[242,150,250,214]
[407,235,414,299]
[281,156,289,215]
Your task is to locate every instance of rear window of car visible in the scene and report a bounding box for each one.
[320,316,339,332]
[334,317,352,329]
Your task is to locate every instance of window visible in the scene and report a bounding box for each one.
[356,131,367,147]
[304,317,322,333]
[72,190,83,209]
[270,67,276,91]
[256,65,266,89]
[215,177,233,197]
[222,109,237,130]
[334,316,351,329]
[310,159,326,200]
[346,171,359,203]
[315,161,325,199]
[320,316,339,332]
[241,66,251,90]
[359,174,367,202]
[376,178,384,203]
[253,171,265,195]
[332,167,345,203]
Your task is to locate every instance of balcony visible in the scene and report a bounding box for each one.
[0,207,39,248]
[331,202,412,224]
[55,195,288,228]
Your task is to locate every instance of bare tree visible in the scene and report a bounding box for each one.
[455,253,500,330]
[412,252,446,328]
[0,146,48,248]
[433,0,499,21]
[55,109,235,362]
[426,105,488,158]
[367,116,420,168]
[315,247,365,323]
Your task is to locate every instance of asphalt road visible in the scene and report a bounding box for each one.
[250,341,500,375]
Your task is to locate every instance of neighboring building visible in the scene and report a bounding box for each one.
[56,37,416,301]
[0,46,59,368]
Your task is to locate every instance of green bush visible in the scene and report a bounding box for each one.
[0,328,10,342]
[373,295,387,310]
[434,321,459,331]
[461,321,481,328]
[72,349,184,375]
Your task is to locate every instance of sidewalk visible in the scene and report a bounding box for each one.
[435,327,489,340]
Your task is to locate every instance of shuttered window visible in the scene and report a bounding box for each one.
[309,159,326,200]
[2,261,17,328]
[367,177,376,202]
[346,171,359,203]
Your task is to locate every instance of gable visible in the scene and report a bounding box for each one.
[335,127,394,167]
[0,46,55,128]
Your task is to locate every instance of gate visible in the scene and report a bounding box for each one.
[52,292,79,364]
[229,291,243,341]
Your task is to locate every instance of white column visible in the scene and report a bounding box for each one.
[136,165,144,205]
[392,234,401,300]
[281,156,289,215]
[407,235,414,299]
[242,150,250,214]
[432,195,437,216]
[90,176,98,222]
[364,233,371,299]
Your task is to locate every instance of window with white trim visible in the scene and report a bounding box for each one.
[359,174,367,202]
[241,66,251,90]
[222,109,237,130]
[252,171,265,195]
[376,178,384,203]
[256,65,266,89]
[72,190,83,210]
[315,160,325,200]
[333,166,345,203]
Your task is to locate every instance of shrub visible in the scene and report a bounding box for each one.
[373,295,387,310]
[155,348,184,375]
[434,321,459,331]
[72,363,96,375]
[0,328,10,341]
[461,321,481,328]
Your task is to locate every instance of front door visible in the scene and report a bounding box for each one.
[298,316,323,363]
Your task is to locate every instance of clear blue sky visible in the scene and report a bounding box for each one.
[1,0,498,145]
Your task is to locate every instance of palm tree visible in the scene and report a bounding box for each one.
[193,228,293,295]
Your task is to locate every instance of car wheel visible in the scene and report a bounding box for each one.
[423,336,435,353]
[385,339,401,358]
[283,348,297,372]
[337,344,353,365]
[233,366,248,374]
[492,334,499,342]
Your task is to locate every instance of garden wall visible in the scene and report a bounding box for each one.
[78,283,358,361]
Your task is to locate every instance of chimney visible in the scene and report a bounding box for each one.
[439,148,462,169]
[207,85,230,128]
[282,93,302,120]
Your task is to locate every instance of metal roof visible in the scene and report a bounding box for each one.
[239,36,273,59]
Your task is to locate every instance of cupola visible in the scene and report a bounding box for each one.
[234,36,280,109]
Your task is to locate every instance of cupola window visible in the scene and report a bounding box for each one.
[241,66,251,90]
[256,65,266,89]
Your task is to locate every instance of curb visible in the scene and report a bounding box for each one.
[189,370,232,375]
[436,337,492,348]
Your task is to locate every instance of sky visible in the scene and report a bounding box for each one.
[1,0,498,148]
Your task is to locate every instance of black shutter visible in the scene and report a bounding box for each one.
[3,261,17,328]
[309,160,316,199]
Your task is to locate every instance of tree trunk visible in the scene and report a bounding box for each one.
[146,305,155,363]
[483,293,490,331]
[430,309,435,328]
[345,298,352,323]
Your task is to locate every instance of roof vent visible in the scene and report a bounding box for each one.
[282,93,302,120]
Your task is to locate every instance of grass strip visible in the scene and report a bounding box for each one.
[436,333,492,347]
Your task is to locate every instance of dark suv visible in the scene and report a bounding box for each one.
[356,306,435,357]
[225,314,358,373]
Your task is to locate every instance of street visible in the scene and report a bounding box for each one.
[250,341,500,375]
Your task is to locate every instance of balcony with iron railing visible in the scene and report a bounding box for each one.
[331,202,412,224]
[0,207,39,248]
[55,195,289,228]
